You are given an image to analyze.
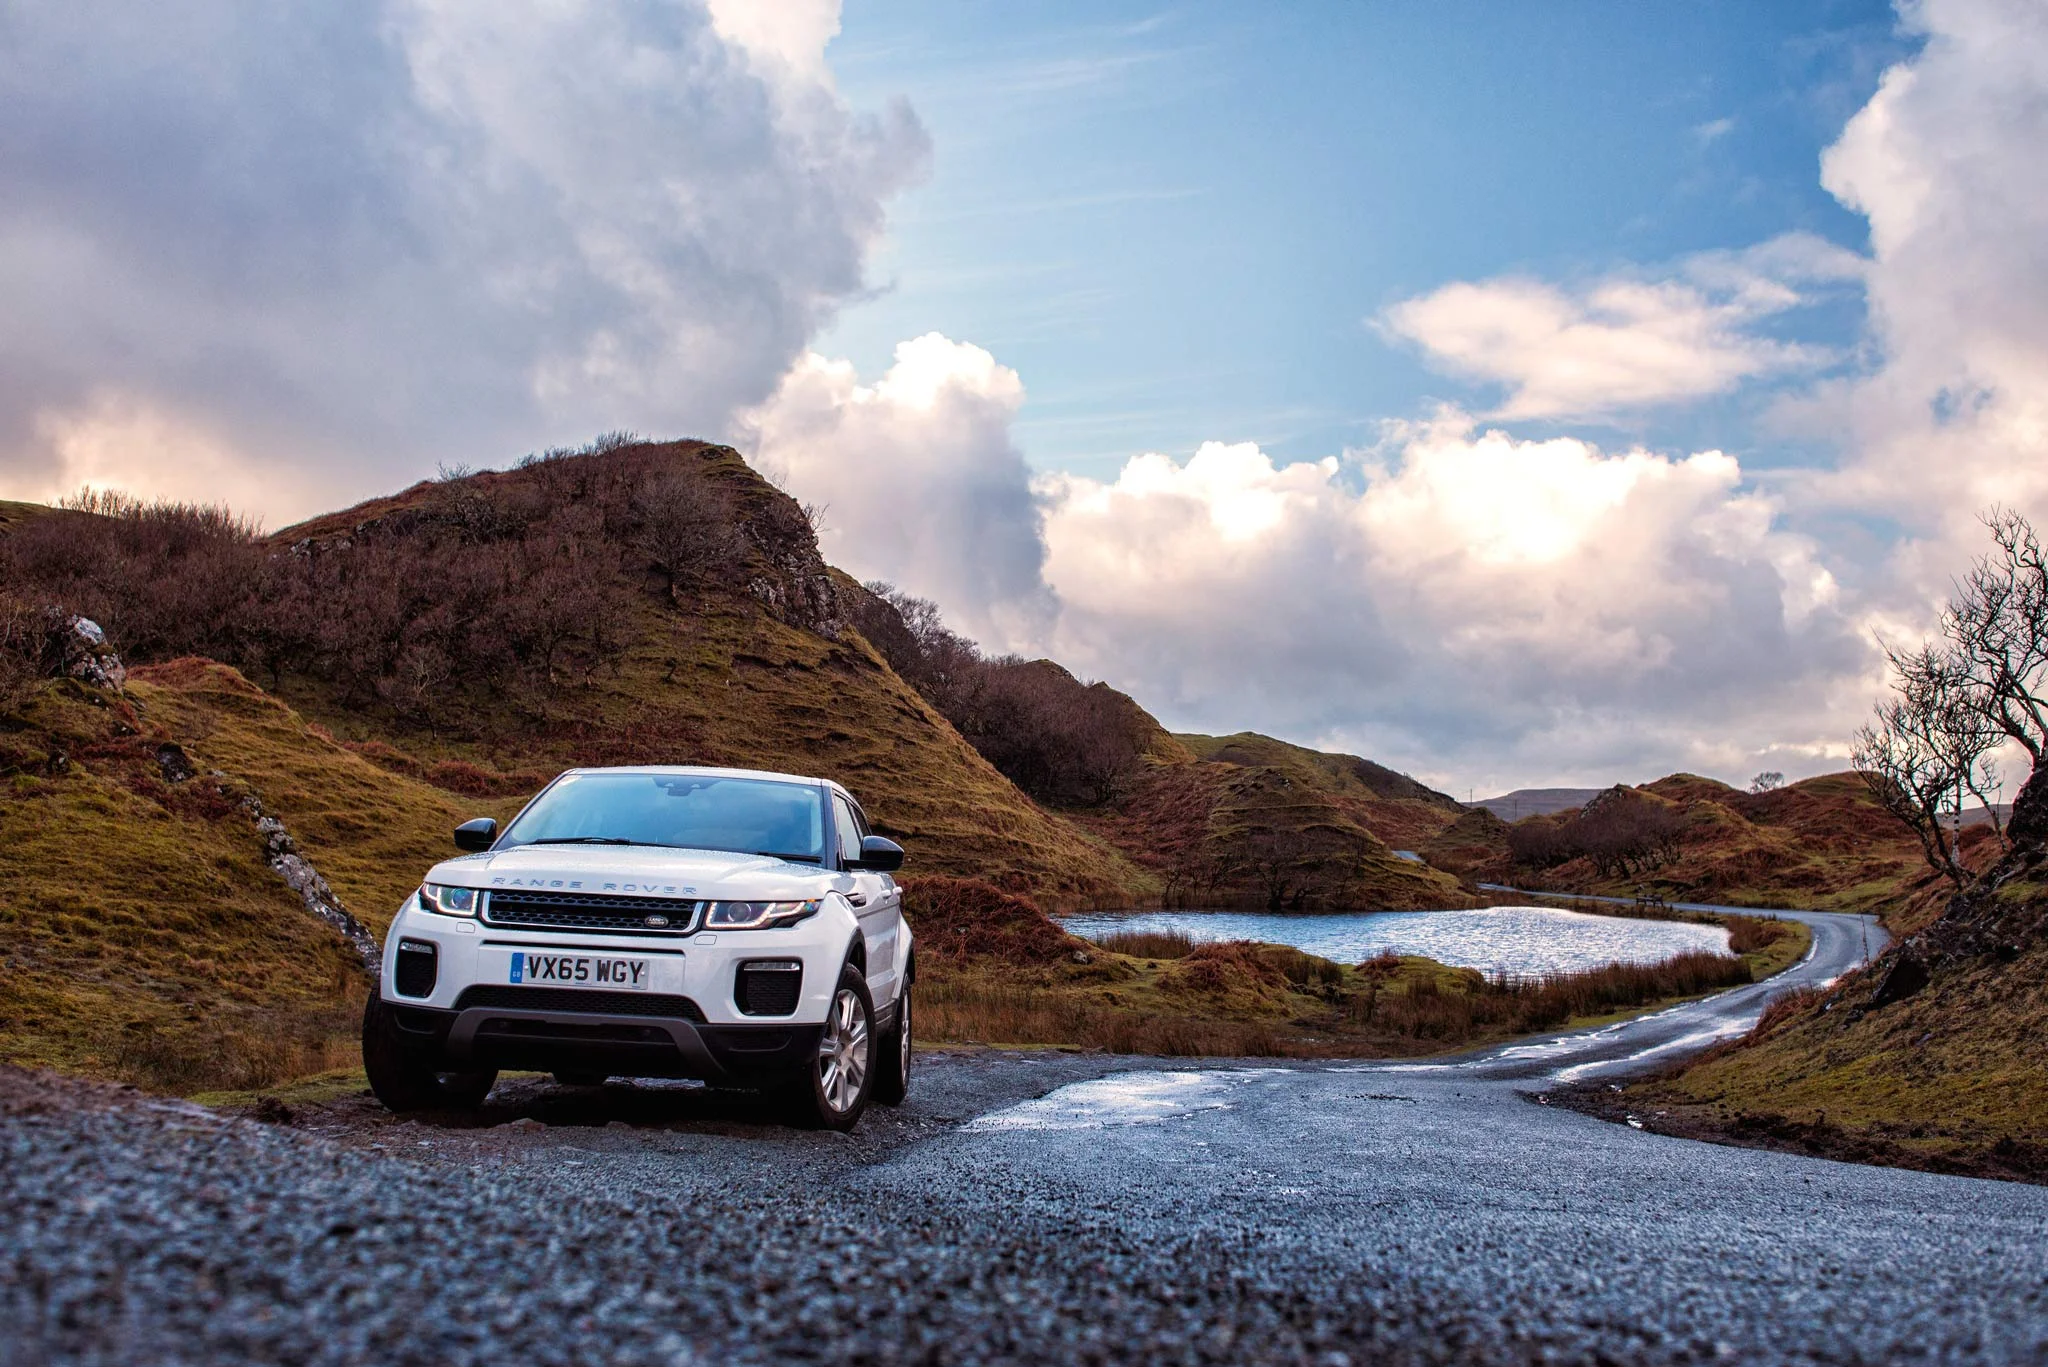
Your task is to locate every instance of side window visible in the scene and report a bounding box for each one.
[849,802,872,838]
[832,796,862,868]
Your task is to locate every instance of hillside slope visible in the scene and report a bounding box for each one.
[1603,847,2048,1181]
[5,441,1152,910]
[1076,730,1476,910]
[0,669,428,1090]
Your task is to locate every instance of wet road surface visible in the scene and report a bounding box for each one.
[9,908,2048,1365]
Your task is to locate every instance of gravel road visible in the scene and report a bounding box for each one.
[7,908,2047,1366]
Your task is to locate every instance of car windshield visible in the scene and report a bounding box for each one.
[498,773,827,862]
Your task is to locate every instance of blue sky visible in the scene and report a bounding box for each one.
[824,1,1907,481]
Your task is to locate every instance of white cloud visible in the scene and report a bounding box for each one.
[704,0,842,84]
[734,334,1055,647]
[1794,0,2048,546]
[763,342,1875,790]
[1693,116,1737,145]
[0,0,926,522]
[1380,236,1857,421]
[1035,418,1869,790]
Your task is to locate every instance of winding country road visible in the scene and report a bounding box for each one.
[9,906,2048,1365]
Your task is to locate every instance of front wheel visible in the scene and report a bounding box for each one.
[780,964,874,1131]
[871,975,911,1107]
[361,995,497,1112]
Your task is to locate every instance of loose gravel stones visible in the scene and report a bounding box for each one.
[4,914,2045,1367]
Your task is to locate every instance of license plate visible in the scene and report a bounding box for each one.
[509,951,651,990]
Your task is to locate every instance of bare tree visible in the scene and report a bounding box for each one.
[629,468,741,596]
[1945,508,2048,766]
[1854,508,2048,883]
[1854,641,2003,888]
[1749,771,1785,793]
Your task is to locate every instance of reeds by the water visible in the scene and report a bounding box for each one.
[1093,928,1198,959]
[921,944,1753,1057]
[1356,949,1752,1041]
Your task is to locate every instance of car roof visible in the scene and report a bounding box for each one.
[559,764,853,799]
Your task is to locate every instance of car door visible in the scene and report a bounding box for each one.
[832,793,899,1006]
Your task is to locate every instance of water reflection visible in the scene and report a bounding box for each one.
[1057,905,1730,978]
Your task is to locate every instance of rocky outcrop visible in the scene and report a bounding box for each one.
[1867,764,2048,997]
[231,780,381,978]
[2005,760,2048,849]
[739,493,843,639]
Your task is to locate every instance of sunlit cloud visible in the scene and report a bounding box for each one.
[1379,235,1861,421]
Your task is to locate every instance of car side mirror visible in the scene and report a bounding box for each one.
[851,834,903,872]
[453,817,498,852]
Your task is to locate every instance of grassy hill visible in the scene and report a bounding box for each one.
[0,440,1167,1093]
[1590,857,2048,1182]
[1074,730,1477,910]
[1472,771,1943,918]
[0,666,460,1090]
[10,441,1152,909]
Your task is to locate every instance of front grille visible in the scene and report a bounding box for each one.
[483,891,703,937]
[394,939,437,998]
[734,961,802,1017]
[453,985,706,1023]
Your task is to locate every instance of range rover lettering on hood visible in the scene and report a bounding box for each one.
[489,876,698,895]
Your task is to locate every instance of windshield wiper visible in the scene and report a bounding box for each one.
[755,850,823,864]
[527,836,650,846]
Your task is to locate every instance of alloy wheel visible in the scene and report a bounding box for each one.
[818,986,870,1113]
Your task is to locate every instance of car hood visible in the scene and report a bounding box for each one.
[424,844,838,902]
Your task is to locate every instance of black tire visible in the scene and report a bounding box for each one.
[361,995,497,1112]
[871,972,911,1107]
[552,1072,609,1087]
[779,963,875,1132]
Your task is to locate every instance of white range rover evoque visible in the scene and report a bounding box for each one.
[361,765,913,1131]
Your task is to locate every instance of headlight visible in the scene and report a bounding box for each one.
[704,899,820,930]
[419,883,479,917]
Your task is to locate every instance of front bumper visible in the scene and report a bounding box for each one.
[377,893,854,1080]
[381,997,822,1079]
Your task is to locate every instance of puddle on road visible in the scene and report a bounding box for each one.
[963,1069,1290,1132]
[1550,1019,1752,1084]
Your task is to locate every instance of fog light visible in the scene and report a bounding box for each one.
[394,938,438,998]
[735,960,802,1016]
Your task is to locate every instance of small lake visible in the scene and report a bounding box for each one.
[1056,906,1732,979]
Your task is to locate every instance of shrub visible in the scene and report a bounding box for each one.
[0,444,769,735]
[850,584,1150,806]
[1506,786,1687,876]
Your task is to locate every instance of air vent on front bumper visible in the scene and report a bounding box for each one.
[483,891,703,937]
[452,985,706,1022]
[734,960,802,1017]
[394,938,437,998]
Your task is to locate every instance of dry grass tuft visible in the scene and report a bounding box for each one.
[1724,913,1791,955]
[900,875,1094,965]
[1094,928,1198,959]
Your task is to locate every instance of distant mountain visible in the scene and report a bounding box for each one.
[1474,788,1605,820]
[1464,772,1947,918]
